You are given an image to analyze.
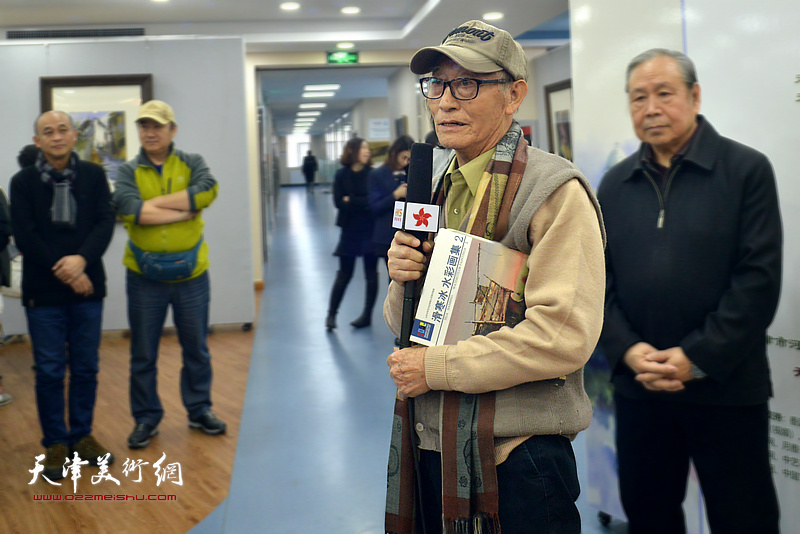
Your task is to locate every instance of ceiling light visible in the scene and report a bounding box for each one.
[303,84,340,91]
[341,7,361,15]
[482,12,504,21]
[280,2,300,11]
[151,0,169,3]
[297,111,321,116]
[296,118,316,122]
[300,103,327,109]
[337,42,355,49]
[302,92,335,98]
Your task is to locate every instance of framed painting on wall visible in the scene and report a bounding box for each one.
[544,79,573,161]
[40,74,153,184]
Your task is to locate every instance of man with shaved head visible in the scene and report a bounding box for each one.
[10,110,115,481]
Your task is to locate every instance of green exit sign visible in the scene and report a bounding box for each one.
[327,51,359,64]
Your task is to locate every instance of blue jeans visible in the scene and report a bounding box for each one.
[26,300,103,448]
[417,435,581,533]
[127,270,213,425]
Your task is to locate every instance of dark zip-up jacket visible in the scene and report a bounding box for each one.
[9,158,115,307]
[597,115,782,405]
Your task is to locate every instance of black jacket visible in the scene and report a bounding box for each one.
[9,158,115,307]
[597,116,782,405]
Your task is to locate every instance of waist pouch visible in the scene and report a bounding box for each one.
[128,238,202,281]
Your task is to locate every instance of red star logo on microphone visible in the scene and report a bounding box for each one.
[413,208,432,227]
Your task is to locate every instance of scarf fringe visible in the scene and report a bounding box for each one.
[443,512,501,534]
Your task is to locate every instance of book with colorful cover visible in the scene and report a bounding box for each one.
[410,228,528,347]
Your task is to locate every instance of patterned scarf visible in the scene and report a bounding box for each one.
[37,151,79,228]
[36,150,78,186]
[386,122,528,534]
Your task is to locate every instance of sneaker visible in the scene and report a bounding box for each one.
[72,435,114,466]
[188,410,227,435]
[0,376,12,407]
[43,443,69,481]
[128,423,159,449]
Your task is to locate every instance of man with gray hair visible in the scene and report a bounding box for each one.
[384,20,605,534]
[598,49,782,533]
[10,110,115,480]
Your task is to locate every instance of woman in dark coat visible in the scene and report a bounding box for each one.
[368,135,413,277]
[326,138,377,330]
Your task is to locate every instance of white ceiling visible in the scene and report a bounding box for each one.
[0,0,570,136]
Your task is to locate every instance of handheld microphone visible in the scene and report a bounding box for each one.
[399,143,434,349]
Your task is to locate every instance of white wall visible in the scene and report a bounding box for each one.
[349,97,390,142]
[388,67,424,142]
[0,36,255,334]
[515,52,539,145]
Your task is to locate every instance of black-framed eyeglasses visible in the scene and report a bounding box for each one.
[419,77,512,101]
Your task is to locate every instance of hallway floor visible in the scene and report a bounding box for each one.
[191,186,627,533]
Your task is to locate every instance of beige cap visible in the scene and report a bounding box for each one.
[136,100,176,125]
[410,20,528,81]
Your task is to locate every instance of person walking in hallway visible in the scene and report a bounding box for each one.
[113,100,226,450]
[302,149,318,190]
[326,137,378,330]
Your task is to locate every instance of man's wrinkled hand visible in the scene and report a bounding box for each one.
[387,345,430,398]
[630,345,693,392]
[387,231,433,286]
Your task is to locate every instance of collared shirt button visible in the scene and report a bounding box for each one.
[453,208,459,214]
[415,423,425,432]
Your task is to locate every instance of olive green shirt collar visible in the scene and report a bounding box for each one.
[443,148,496,229]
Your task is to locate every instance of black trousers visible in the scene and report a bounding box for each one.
[615,393,780,534]
[416,435,581,534]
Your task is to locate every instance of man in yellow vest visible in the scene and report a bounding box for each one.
[113,100,225,449]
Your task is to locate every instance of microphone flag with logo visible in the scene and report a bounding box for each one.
[398,143,436,348]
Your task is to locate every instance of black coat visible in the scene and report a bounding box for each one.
[9,159,115,307]
[302,155,318,175]
[332,165,374,257]
[598,116,782,406]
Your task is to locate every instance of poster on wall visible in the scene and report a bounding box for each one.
[544,80,572,161]
[71,111,127,181]
[368,118,390,140]
[40,74,153,186]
